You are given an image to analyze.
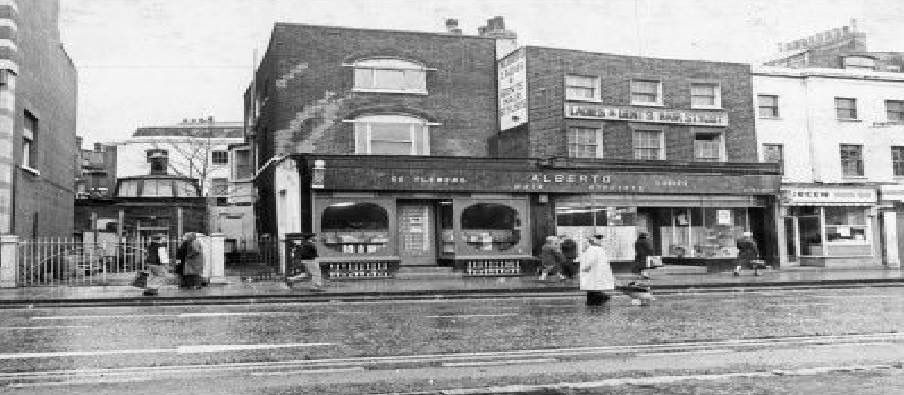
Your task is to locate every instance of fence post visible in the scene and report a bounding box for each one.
[207,233,227,284]
[0,235,19,288]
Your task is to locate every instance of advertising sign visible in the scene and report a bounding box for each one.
[498,49,528,130]
[565,103,729,127]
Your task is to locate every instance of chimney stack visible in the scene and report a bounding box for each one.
[477,16,519,59]
[445,18,462,35]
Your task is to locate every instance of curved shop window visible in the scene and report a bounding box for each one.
[461,203,521,252]
[320,202,390,254]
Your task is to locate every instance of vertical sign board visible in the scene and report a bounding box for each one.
[498,48,527,130]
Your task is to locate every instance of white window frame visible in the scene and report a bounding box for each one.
[839,144,864,177]
[693,130,725,162]
[349,58,429,95]
[630,79,663,106]
[886,100,904,123]
[565,75,600,102]
[835,97,858,121]
[348,114,433,156]
[22,111,37,171]
[633,129,665,160]
[690,82,721,109]
[757,94,780,118]
[566,126,605,159]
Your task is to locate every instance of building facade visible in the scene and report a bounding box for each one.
[0,0,78,238]
[754,66,904,267]
[75,136,117,199]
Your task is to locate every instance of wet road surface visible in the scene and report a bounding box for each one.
[0,286,902,393]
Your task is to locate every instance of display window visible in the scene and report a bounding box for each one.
[460,203,521,252]
[320,202,391,254]
[658,207,750,258]
[824,207,868,243]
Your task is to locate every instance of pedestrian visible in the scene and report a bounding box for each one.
[735,231,760,276]
[577,233,615,306]
[633,232,655,280]
[538,236,566,281]
[142,235,168,296]
[287,233,324,291]
[179,232,204,289]
[559,236,578,279]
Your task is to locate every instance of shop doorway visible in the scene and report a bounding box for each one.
[784,217,799,262]
[397,201,436,266]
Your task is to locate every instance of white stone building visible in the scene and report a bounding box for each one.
[754,66,904,267]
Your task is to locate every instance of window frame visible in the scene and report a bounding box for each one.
[886,100,904,123]
[232,148,253,180]
[22,111,38,171]
[693,130,725,162]
[839,144,864,177]
[757,94,780,118]
[690,82,722,109]
[762,143,785,174]
[633,129,665,160]
[566,126,605,159]
[350,114,431,156]
[834,97,858,120]
[350,58,429,95]
[210,150,229,165]
[564,74,601,102]
[630,79,663,106]
[892,146,904,177]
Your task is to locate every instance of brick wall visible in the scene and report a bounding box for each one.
[518,47,757,162]
[12,0,78,238]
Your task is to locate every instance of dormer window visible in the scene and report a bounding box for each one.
[352,58,428,94]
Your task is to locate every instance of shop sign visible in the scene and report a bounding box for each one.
[782,187,877,204]
[717,209,732,225]
[498,49,527,130]
[565,103,729,127]
[322,167,778,195]
[879,185,904,202]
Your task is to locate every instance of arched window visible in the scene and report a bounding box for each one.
[352,114,430,155]
[352,58,427,93]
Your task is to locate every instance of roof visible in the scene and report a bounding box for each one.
[133,122,244,138]
[272,22,494,41]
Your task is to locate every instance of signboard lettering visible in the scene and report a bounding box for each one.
[783,187,876,204]
[498,49,528,130]
[565,103,729,127]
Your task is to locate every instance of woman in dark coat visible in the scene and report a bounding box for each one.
[559,237,578,279]
[633,232,655,279]
[178,232,203,289]
[538,236,565,281]
[735,231,760,276]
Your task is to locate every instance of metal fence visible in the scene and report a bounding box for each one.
[16,237,183,287]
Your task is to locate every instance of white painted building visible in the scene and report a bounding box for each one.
[754,66,904,267]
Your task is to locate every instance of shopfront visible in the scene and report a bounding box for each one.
[276,155,781,277]
[781,186,879,267]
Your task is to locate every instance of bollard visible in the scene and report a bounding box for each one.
[0,235,19,288]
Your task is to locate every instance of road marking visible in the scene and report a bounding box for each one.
[30,311,297,320]
[0,326,90,330]
[250,367,364,376]
[425,313,518,319]
[7,377,152,388]
[635,349,734,357]
[441,358,557,367]
[0,342,334,360]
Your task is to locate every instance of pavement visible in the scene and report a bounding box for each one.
[0,264,901,306]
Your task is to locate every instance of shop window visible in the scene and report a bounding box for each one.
[693,132,723,162]
[555,203,637,260]
[352,58,427,94]
[690,83,721,108]
[824,207,868,243]
[835,97,857,120]
[839,144,864,177]
[141,179,173,197]
[320,202,390,254]
[566,127,604,159]
[633,129,664,160]
[211,150,229,165]
[659,207,750,259]
[630,79,662,105]
[886,100,904,123]
[757,95,779,118]
[892,146,904,177]
[461,203,520,252]
[565,75,599,101]
[352,114,430,155]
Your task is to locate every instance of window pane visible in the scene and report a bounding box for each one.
[840,145,863,176]
[567,127,600,159]
[354,68,373,89]
[461,203,521,252]
[370,141,412,155]
[691,84,714,96]
[370,123,411,141]
[565,75,593,88]
[118,180,139,197]
[566,87,595,99]
[893,147,904,176]
[141,180,159,197]
[694,134,721,161]
[835,98,857,119]
[321,202,390,254]
[632,80,658,94]
[404,70,426,90]
[157,180,173,196]
[758,95,777,107]
[692,96,715,106]
[374,69,405,89]
[888,101,904,122]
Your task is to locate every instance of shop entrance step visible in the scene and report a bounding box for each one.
[394,266,461,280]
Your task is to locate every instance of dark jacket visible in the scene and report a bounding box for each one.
[634,237,654,265]
[560,239,578,261]
[539,244,565,271]
[293,240,318,261]
[181,240,203,276]
[146,241,162,265]
[737,237,759,261]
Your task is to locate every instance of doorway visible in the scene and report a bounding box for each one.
[397,201,436,266]
[784,217,798,262]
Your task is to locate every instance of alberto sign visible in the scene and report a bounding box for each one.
[565,103,729,127]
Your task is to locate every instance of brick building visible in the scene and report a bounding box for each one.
[0,0,78,238]
[248,20,781,277]
[765,20,903,73]
[75,136,117,199]
[494,46,781,268]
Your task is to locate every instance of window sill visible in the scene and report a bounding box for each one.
[758,116,782,120]
[837,118,862,123]
[841,176,868,181]
[19,165,40,176]
[691,106,723,110]
[352,88,428,95]
[629,102,664,107]
[565,97,602,103]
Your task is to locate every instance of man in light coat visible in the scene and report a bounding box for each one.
[577,233,615,306]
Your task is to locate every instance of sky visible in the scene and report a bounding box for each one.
[59,0,904,146]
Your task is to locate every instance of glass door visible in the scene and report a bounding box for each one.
[397,202,436,266]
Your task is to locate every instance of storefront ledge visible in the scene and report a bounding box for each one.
[317,256,400,262]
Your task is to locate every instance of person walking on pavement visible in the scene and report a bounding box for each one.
[141,235,168,296]
[633,232,655,280]
[287,233,325,291]
[179,232,204,289]
[735,231,760,276]
[559,236,578,279]
[577,233,615,306]
[538,236,566,281]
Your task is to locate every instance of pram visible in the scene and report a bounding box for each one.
[617,256,660,306]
